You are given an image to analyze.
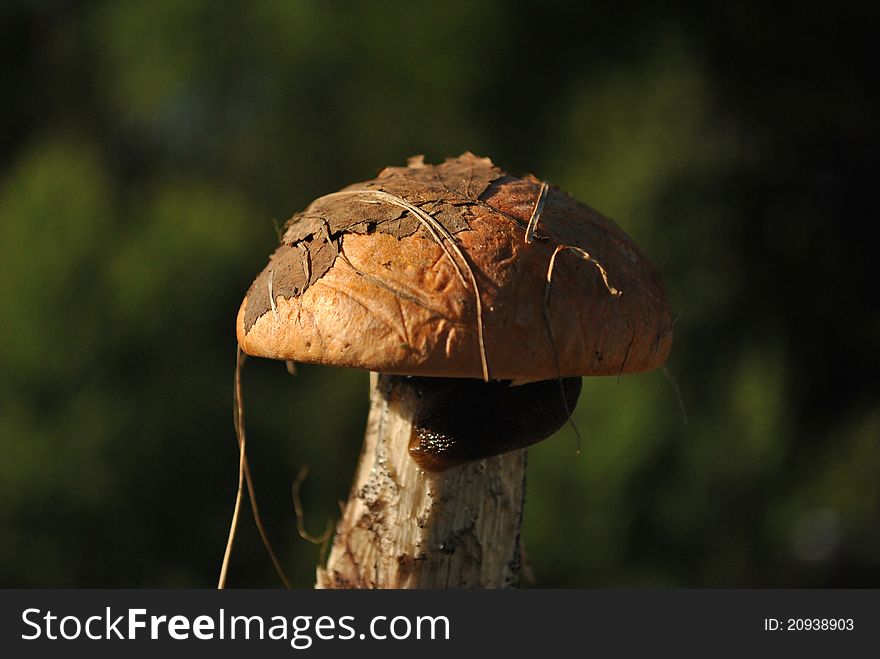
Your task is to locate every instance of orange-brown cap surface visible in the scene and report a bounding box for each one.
[237,153,672,382]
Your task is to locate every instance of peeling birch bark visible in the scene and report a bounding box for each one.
[316,372,526,589]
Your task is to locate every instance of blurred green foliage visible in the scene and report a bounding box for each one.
[1,0,877,587]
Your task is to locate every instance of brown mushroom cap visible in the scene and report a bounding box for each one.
[237,153,672,382]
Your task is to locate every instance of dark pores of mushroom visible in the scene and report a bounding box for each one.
[393,375,583,471]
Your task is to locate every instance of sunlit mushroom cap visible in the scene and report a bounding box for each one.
[236,153,672,382]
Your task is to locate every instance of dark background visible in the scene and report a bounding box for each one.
[1,0,877,588]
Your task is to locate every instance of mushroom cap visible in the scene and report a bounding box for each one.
[237,153,672,381]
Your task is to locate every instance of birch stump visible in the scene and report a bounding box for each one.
[316,373,525,589]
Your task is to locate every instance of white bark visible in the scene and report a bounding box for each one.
[316,373,526,588]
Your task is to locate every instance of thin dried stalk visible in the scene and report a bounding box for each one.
[219,347,293,589]
[314,189,491,381]
[218,349,249,589]
[524,181,549,244]
[291,466,333,545]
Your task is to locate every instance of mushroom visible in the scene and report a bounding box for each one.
[236,153,672,588]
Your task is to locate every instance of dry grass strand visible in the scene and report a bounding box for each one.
[219,346,293,589]
[524,181,549,244]
[313,189,490,380]
[541,243,623,452]
[242,455,292,588]
[545,244,621,301]
[318,190,467,285]
[291,466,334,546]
[218,348,248,589]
